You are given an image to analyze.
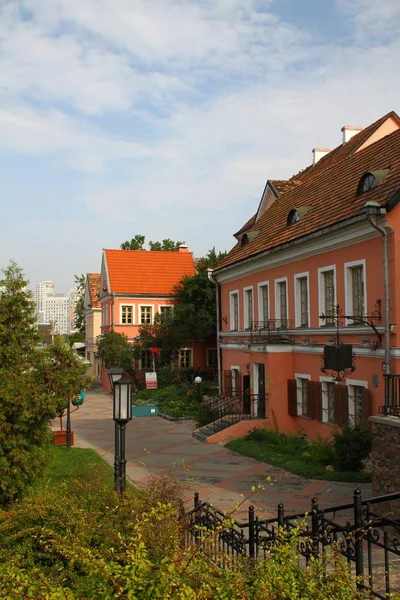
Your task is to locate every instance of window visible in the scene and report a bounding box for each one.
[140,305,153,325]
[206,348,218,368]
[121,305,133,324]
[230,291,239,331]
[347,381,369,427]
[179,348,192,369]
[232,367,240,397]
[243,287,253,329]
[318,266,336,326]
[296,374,311,416]
[159,305,173,318]
[295,274,309,327]
[358,173,377,194]
[140,351,153,371]
[321,380,337,423]
[287,209,300,224]
[241,234,249,247]
[258,282,269,324]
[345,261,366,324]
[275,279,288,325]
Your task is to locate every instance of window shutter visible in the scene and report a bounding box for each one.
[306,380,315,419]
[311,381,323,421]
[334,384,349,427]
[361,388,372,427]
[288,379,297,417]
[224,370,232,396]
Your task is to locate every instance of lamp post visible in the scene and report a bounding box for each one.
[108,367,125,491]
[112,375,132,496]
[194,376,202,403]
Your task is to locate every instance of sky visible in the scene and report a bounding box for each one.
[0,0,400,292]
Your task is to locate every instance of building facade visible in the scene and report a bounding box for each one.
[214,111,400,440]
[83,273,102,379]
[35,280,54,321]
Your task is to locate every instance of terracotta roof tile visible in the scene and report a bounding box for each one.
[234,213,257,237]
[269,179,302,195]
[87,273,101,308]
[217,121,400,270]
[104,249,196,295]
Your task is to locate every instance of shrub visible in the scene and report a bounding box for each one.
[332,426,372,472]
[305,436,335,467]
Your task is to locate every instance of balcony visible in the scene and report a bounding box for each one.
[380,374,400,417]
[250,320,294,344]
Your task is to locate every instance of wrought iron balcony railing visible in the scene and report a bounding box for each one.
[380,374,400,417]
[250,319,294,344]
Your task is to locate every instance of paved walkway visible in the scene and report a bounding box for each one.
[53,387,372,518]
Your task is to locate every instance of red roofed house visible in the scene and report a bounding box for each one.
[209,111,400,443]
[99,245,213,388]
[83,272,102,379]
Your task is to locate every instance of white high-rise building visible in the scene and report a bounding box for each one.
[45,295,70,335]
[68,288,79,332]
[35,281,54,318]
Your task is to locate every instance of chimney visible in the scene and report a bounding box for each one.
[312,148,331,165]
[341,125,362,144]
[178,245,189,253]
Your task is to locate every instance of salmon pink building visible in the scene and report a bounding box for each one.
[98,246,215,387]
[212,111,400,440]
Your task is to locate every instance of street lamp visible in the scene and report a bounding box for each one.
[108,367,125,490]
[112,375,132,496]
[194,376,202,403]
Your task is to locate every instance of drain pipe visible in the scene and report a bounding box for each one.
[207,268,222,394]
[365,201,390,376]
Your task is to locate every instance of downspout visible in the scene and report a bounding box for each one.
[207,268,222,394]
[365,202,390,376]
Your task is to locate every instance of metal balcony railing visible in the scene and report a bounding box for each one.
[250,319,294,344]
[380,374,400,417]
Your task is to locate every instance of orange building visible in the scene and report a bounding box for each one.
[213,111,400,440]
[98,246,216,387]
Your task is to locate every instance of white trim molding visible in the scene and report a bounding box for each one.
[318,264,337,327]
[344,259,367,325]
[257,280,270,322]
[243,285,254,330]
[294,271,310,328]
[274,277,289,322]
[229,290,240,331]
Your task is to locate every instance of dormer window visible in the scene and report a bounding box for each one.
[357,169,390,195]
[241,234,249,247]
[287,209,300,225]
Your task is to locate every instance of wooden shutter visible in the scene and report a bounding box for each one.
[288,379,297,417]
[334,384,349,427]
[224,370,232,396]
[308,381,322,421]
[361,388,372,427]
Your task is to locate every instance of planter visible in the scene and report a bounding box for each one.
[53,430,74,446]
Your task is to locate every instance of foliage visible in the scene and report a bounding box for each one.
[120,234,185,251]
[227,428,371,483]
[0,260,39,370]
[135,384,200,418]
[65,331,85,346]
[0,467,365,599]
[96,331,135,374]
[74,273,86,335]
[331,426,372,472]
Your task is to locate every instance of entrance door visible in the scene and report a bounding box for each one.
[243,374,250,414]
[254,363,266,418]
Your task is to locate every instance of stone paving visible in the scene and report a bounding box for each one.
[53,387,372,518]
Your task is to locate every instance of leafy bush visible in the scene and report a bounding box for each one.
[332,426,372,472]
[135,384,200,418]
[303,436,335,467]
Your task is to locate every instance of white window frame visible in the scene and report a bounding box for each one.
[346,378,368,427]
[320,376,337,424]
[120,304,135,325]
[243,286,254,330]
[295,373,311,417]
[229,290,240,331]
[344,259,367,325]
[318,265,337,327]
[294,272,310,328]
[179,347,193,369]
[139,304,154,325]
[275,277,289,323]
[257,281,270,323]
[206,347,218,368]
[158,304,174,316]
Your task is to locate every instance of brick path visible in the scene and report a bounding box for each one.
[53,387,372,517]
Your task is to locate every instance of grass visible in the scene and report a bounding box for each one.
[29,445,115,494]
[226,430,371,483]
[135,384,200,418]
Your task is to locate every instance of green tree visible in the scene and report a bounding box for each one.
[149,238,185,251]
[97,331,135,374]
[120,234,146,250]
[74,274,86,335]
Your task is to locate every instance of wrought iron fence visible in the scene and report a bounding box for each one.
[185,489,400,598]
[381,374,400,417]
[250,319,294,343]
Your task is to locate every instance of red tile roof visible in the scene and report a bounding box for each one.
[104,249,196,295]
[87,273,101,308]
[217,113,400,271]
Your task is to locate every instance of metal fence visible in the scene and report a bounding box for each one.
[185,489,400,599]
[381,374,400,417]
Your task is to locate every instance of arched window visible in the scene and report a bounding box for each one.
[358,173,377,194]
[287,209,300,225]
[241,234,249,247]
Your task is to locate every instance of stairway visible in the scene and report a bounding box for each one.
[193,414,252,443]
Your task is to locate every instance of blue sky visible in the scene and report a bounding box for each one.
[0,0,399,291]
